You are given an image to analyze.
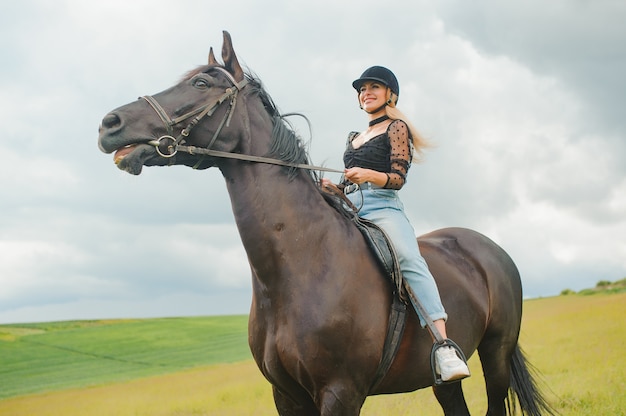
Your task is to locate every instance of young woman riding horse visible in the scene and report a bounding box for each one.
[322,65,470,382]
[98,31,556,416]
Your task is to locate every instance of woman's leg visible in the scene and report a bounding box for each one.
[352,190,470,381]
[359,198,447,327]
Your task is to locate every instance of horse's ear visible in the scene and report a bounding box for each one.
[208,47,217,65]
[221,31,244,82]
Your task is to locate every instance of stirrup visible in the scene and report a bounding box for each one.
[430,338,469,386]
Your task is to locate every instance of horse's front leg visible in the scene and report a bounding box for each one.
[317,383,366,416]
[273,386,319,416]
[273,384,365,416]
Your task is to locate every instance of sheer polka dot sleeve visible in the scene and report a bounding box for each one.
[385,120,412,189]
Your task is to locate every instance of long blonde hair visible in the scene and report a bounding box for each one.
[385,90,431,162]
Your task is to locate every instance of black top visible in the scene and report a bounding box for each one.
[342,119,413,190]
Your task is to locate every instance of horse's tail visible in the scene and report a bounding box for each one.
[506,345,558,416]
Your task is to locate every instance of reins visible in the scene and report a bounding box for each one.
[143,67,343,174]
[151,142,344,173]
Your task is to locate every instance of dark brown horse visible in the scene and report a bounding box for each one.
[98,31,555,416]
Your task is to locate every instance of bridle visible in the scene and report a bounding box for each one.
[142,67,342,174]
[142,67,246,159]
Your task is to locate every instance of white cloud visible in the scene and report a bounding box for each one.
[0,240,90,298]
[1,0,624,323]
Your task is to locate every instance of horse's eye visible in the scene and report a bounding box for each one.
[192,76,212,89]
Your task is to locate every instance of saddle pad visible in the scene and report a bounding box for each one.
[353,217,407,303]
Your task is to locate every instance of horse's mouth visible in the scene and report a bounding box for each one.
[114,144,139,165]
[110,143,162,175]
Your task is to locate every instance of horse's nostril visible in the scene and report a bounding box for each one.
[101,113,121,130]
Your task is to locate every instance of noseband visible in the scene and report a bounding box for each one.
[142,67,342,174]
[142,67,247,158]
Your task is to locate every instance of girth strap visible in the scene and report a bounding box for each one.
[369,296,407,393]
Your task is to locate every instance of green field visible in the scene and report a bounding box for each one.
[0,315,251,399]
[0,292,624,415]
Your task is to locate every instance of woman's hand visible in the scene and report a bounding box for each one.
[344,167,387,186]
[344,167,367,184]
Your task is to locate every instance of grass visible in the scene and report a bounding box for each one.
[517,293,625,415]
[0,293,624,415]
[0,315,251,399]
[0,362,272,416]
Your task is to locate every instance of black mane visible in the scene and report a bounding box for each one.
[186,65,317,181]
[244,71,316,181]
[238,70,356,217]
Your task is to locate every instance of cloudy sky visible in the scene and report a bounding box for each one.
[1,0,624,323]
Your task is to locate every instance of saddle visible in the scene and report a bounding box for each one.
[353,217,407,303]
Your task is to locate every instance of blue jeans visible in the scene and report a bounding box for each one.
[348,186,447,327]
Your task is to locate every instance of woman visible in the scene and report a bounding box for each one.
[323,66,470,382]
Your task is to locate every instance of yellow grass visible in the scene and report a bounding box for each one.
[0,362,274,416]
[1,293,624,415]
[518,293,626,415]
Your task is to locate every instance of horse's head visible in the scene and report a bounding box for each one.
[98,31,252,175]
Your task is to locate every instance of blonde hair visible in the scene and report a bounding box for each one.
[384,90,431,162]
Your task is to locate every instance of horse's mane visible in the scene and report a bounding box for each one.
[245,73,314,181]
[183,65,353,220]
[244,72,355,220]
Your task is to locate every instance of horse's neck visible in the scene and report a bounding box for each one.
[226,165,332,278]
[220,112,337,284]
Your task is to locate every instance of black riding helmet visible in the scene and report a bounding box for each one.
[352,66,400,101]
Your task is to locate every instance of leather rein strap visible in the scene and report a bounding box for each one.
[172,145,344,173]
[143,67,343,174]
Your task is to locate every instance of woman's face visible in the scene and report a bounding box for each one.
[358,81,388,113]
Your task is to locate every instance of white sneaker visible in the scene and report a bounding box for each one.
[435,346,471,382]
